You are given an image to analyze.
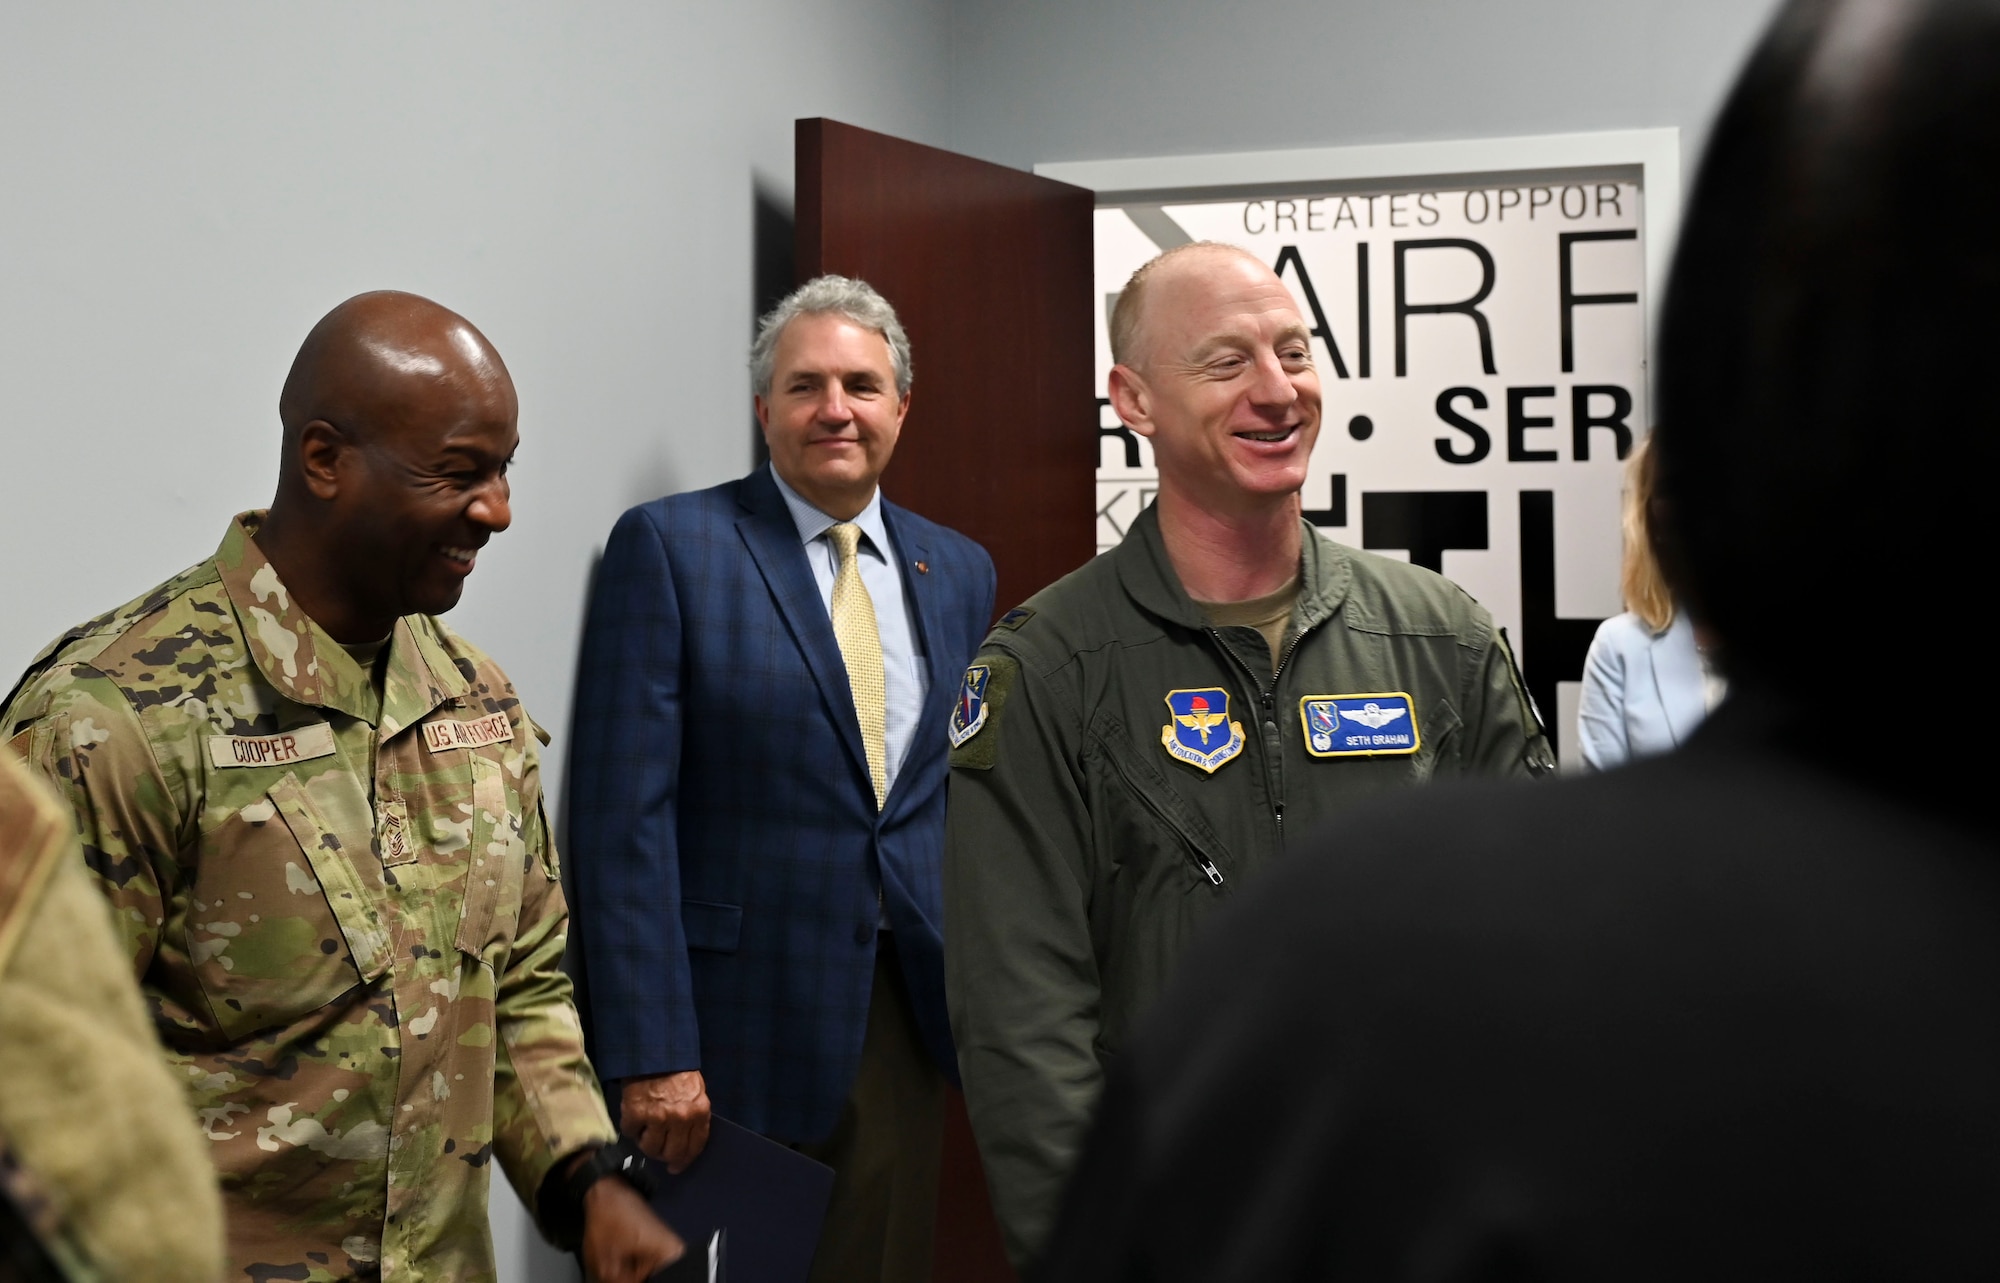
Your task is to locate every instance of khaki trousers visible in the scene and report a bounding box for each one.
[795,938,946,1283]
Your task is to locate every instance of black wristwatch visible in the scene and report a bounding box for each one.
[542,1136,659,1252]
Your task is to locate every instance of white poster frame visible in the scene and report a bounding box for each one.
[1037,129,1678,343]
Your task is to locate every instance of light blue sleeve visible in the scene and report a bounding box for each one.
[1576,615,1634,771]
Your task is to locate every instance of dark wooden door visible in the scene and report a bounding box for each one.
[798,117,1096,622]
[796,118,1095,1283]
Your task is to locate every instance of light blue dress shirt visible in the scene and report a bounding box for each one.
[769,464,928,795]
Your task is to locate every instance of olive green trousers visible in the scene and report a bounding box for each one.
[796,938,946,1283]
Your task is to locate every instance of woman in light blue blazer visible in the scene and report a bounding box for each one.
[1577,438,1724,770]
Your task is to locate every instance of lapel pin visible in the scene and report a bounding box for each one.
[915,561,929,574]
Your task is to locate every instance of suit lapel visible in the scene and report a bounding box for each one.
[883,502,955,821]
[735,469,872,784]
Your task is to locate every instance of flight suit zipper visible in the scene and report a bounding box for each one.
[1208,623,1317,842]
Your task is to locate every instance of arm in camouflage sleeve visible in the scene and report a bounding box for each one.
[943,653,1103,1270]
[15,669,187,979]
[0,756,225,1283]
[491,770,617,1221]
[1457,617,1557,778]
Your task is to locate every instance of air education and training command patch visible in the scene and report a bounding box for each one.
[1162,688,1246,774]
[949,665,992,748]
[1300,692,1421,757]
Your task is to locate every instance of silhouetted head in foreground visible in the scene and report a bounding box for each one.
[259,291,518,642]
[1655,0,2000,718]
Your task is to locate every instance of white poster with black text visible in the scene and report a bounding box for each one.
[1094,176,1646,767]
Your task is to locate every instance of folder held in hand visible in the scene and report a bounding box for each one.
[645,1114,835,1283]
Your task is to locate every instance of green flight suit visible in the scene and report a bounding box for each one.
[0,513,616,1282]
[943,503,1553,1267]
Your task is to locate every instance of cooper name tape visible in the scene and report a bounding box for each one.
[208,723,337,769]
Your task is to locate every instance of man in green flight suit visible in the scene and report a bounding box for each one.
[1,292,682,1283]
[942,242,1554,1269]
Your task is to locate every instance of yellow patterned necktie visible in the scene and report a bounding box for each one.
[828,522,888,810]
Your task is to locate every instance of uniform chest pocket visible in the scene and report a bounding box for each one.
[190,773,389,1042]
[1087,720,1236,892]
[450,753,526,966]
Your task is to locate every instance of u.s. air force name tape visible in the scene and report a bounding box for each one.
[208,723,338,769]
[422,711,515,753]
[1299,692,1421,757]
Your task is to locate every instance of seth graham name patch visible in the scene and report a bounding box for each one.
[1300,693,1421,757]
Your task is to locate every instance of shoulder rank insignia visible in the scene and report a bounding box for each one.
[1162,688,1245,773]
[1300,692,1421,757]
[949,665,992,747]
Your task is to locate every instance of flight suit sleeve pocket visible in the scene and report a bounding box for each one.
[1416,699,1462,780]
[681,900,742,953]
[269,773,391,983]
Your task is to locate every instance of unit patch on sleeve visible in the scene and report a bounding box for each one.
[1161,688,1246,774]
[949,655,1019,771]
[949,665,992,748]
[1300,693,1421,757]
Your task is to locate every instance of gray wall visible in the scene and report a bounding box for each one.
[1,2,1780,1280]
[0,4,949,1279]
[0,0,951,691]
[947,0,1783,174]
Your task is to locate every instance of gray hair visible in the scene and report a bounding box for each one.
[749,275,913,398]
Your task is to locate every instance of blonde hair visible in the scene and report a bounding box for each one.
[1621,435,1674,634]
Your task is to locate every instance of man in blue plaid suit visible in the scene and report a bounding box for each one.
[568,276,996,1283]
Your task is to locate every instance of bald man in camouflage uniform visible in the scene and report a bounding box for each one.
[1,292,679,1283]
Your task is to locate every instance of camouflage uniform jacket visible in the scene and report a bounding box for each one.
[0,513,616,1282]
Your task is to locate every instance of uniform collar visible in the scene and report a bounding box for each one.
[768,464,892,560]
[214,511,470,729]
[1115,500,1351,631]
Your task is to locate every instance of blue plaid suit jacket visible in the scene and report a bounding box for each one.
[567,467,996,1143]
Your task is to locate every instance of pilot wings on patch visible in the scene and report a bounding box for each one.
[1299,692,1421,758]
